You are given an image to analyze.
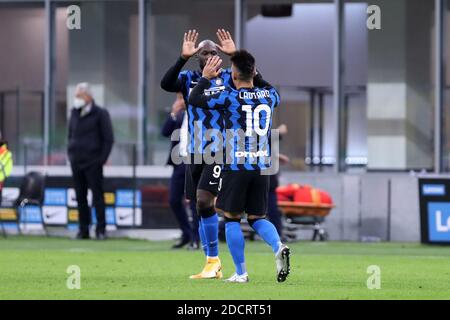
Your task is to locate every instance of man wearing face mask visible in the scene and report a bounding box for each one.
[68,82,114,240]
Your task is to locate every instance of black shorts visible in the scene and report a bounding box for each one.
[185,163,222,201]
[215,170,269,216]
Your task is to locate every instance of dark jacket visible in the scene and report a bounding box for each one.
[161,111,185,166]
[68,103,114,169]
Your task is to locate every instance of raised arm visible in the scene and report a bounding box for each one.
[160,30,201,92]
[216,29,236,56]
[188,56,227,109]
[188,77,217,109]
[160,57,188,92]
[216,29,269,89]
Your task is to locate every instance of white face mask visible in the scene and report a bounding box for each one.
[73,97,86,109]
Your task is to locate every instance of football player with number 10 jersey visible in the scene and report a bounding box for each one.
[189,51,291,283]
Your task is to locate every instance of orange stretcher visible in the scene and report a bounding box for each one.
[278,201,334,217]
[276,184,334,241]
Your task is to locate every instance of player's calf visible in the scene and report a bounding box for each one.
[224,215,248,280]
[197,191,219,258]
[248,216,291,282]
[248,216,281,253]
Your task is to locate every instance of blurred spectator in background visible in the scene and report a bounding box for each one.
[68,82,114,240]
[268,124,289,239]
[162,93,200,250]
[0,130,13,202]
[0,130,5,192]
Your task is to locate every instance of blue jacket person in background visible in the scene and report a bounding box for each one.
[161,92,200,250]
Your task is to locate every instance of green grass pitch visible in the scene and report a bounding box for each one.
[0,236,449,300]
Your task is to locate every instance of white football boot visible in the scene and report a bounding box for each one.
[224,272,249,283]
[275,244,291,282]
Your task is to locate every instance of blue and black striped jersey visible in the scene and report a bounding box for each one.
[178,69,232,154]
[160,56,232,156]
[189,77,280,171]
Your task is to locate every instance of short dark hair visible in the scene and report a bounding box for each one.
[230,50,255,81]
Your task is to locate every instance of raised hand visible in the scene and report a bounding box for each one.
[202,56,223,80]
[216,29,236,56]
[181,30,200,60]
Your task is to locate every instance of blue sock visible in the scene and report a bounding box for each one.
[198,223,208,256]
[251,219,281,254]
[201,214,219,257]
[225,222,246,275]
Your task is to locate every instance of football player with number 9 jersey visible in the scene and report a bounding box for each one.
[161,29,237,280]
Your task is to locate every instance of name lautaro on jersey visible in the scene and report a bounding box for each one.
[239,90,271,100]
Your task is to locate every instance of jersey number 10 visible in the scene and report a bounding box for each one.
[242,104,271,137]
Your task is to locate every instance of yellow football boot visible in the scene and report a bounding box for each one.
[189,257,223,279]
